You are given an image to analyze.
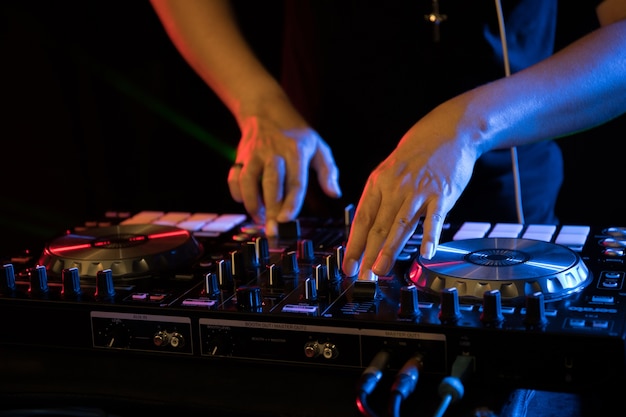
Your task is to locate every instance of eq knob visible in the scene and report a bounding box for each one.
[297,239,315,263]
[480,289,504,326]
[217,259,234,290]
[236,285,263,312]
[95,269,116,299]
[398,285,421,319]
[254,236,270,266]
[29,265,49,297]
[0,264,16,293]
[230,250,247,283]
[243,241,260,269]
[313,264,328,293]
[267,263,283,288]
[439,287,462,324]
[523,291,548,329]
[325,253,341,283]
[281,250,300,277]
[61,267,82,298]
[204,272,221,298]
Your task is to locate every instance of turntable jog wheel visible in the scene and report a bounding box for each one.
[409,237,591,301]
[38,224,203,279]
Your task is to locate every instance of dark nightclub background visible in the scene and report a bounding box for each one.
[1,0,625,256]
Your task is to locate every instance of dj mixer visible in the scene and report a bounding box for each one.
[1,207,625,416]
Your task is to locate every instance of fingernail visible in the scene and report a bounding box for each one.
[331,181,342,198]
[358,269,378,282]
[373,254,392,276]
[421,242,435,260]
[265,219,278,237]
[343,258,359,277]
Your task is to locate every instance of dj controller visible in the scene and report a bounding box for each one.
[1,207,626,416]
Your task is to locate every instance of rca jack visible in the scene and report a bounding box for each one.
[153,330,186,348]
[304,340,339,359]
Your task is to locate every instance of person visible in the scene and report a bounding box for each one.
[149,0,626,281]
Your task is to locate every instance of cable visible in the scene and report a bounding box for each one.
[387,354,424,417]
[432,355,475,417]
[356,350,391,417]
[494,0,525,225]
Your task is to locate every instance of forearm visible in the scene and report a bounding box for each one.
[150,0,288,122]
[456,18,626,154]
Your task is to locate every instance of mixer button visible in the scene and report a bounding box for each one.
[488,223,523,238]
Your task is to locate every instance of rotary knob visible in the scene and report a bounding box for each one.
[523,291,548,329]
[29,265,49,297]
[439,287,462,324]
[313,264,328,293]
[236,285,263,312]
[480,289,504,326]
[62,267,82,298]
[95,269,116,299]
[217,259,234,290]
[304,277,318,302]
[297,239,315,263]
[254,236,270,266]
[204,272,221,298]
[281,250,300,277]
[398,285,421,319]
[0,264,16,293]
[267,263,283,288]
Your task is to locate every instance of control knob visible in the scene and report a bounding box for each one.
[439,287,462,324]
[236,285,263,312]
[61,267,82,298]
[29,265,49,297]
[398,285,421,319]
[480,289,504,326]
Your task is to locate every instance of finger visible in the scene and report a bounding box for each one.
[262,157,285,236]
[355,194,422,281]
[238,161,266,224]
[342,184,382,278]
[310,139,342,198]
[227,162,244,203]
[371,198,423,277]
[420,202,446,260]
[277,155,308,223]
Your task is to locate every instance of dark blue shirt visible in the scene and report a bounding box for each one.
[275,0,601,224]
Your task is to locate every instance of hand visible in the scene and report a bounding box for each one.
[227,101,341,235]
[341,102,481,280]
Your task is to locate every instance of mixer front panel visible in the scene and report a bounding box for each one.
[2,210,626,392]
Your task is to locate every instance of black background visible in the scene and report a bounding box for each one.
[1,0,624,255]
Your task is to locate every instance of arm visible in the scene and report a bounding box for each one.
[150,0,341,234]
[342,0,626,280]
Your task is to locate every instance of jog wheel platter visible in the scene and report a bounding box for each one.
[37,224,203,280]
[411,237,592,302]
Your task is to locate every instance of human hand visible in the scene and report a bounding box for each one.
[227,103,341,235]
[341,104,481,280]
